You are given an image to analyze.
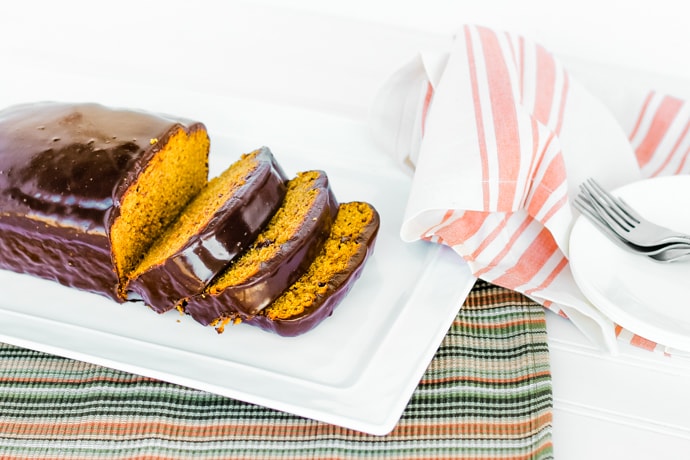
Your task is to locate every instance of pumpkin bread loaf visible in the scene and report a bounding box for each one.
[125,147,288,311]
[0,101,380,337]
[0,102,210,301]
[216,201,380,336]
[182,170,338,324]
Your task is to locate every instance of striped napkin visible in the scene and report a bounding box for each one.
[370,24,690,353]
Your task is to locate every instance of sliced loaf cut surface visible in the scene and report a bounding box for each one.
[126,146,288,311]
[183,170,339,324]
[219,201,380,336]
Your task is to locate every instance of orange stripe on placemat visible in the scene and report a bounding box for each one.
[614,324,658,351]
[520,116,542,204]
[0,375,156,385]
[393,412,553,438]
[0,415,554,443]
[554,72,569,135]
[451,316,547,331]
[421,80,434,137]
[477,26,521,212]
[532,44,556,128]
[434,211,490,247]
[473,214,532,277]
[630,333,658,351]
[0,457,191,460]
[674,142,690,174]
[420,369,551,387]
[651,118,690,177]
[518,36,526,101]
[503,30,518,69]
[635,94,684,168]
[422,209,456,239]
[526,130,553,192]
[524,256,568,296]
[491,227,559,291]
[628,91,655,141]
[526,154,566,221]
[464,25,491,210]
[468,215,510,262]
[614,324,624,337]
[540,193,568,225]
[0,420,338,439]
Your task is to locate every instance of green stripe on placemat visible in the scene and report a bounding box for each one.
[0,281,553,459]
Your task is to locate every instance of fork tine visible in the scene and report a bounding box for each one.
[586,178,640,224]
[587,192,630,233]
[573,194,602,224]
[615,196,642,224]
[576,195,690,260]
[577,177,690,249]
[574,193,628,237]
[587,178,641,223]
[574,194,676,254]
[573,195,638,251]
[579,182,633,232]
[582,180,631,225]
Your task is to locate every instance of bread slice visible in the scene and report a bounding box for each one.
[216,201,380,336]
[125,147,288,311]
[182,170,339,324]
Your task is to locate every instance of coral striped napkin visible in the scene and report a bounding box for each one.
[370,24,690,353]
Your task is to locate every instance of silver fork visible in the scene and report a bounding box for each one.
[579,178,690,247]
[574,194,690,262]
[650,246,690,262]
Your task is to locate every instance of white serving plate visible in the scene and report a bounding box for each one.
[570,176,690,353]
[0,70,476,436]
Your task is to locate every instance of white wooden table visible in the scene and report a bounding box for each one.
[1,1,689,457]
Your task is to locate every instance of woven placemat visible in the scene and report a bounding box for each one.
[0,281,553,459]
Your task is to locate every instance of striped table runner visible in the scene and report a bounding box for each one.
[0,281,552,459]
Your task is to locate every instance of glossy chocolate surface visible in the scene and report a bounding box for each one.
[0,218,119,300]
[128,147,288,312]
[184,171,339,325]
[0,101,206,300]
[243,202,380,337]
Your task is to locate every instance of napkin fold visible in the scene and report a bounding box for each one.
[370,24,690,353]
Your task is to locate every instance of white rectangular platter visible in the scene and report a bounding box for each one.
[0,68,476,436]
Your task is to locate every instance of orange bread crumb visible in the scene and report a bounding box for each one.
[262,201,378,322]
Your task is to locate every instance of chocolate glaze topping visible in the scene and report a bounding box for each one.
[184,170,339,325]
[0,102,206,300]
[128,147,289,313]
[244,204,380,337]
[0,101,379,338]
